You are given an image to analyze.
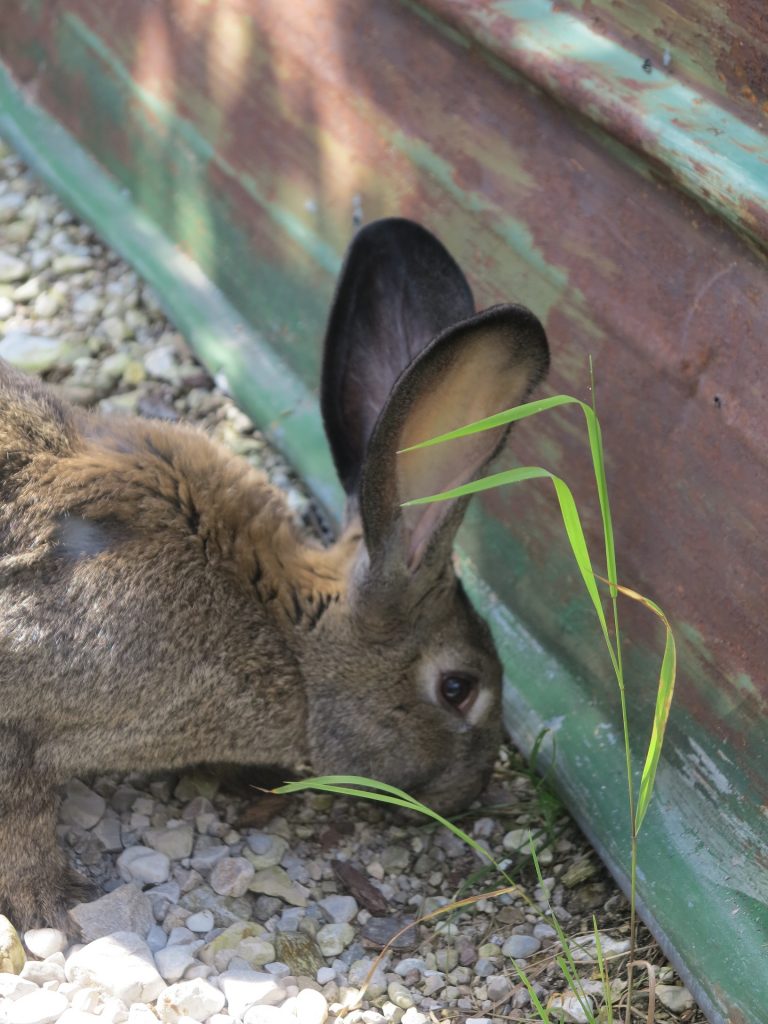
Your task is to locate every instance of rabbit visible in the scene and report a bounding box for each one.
[0,217,549,931]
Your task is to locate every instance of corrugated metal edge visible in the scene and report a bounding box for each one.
[418,0,768,253]
[0,64,756,1024]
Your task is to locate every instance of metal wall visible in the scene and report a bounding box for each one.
[1,3,766,1020]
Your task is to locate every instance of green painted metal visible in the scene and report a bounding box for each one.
[427,0,768,252]
[1,2,767,1020]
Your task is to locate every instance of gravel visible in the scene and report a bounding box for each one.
[0,139,706,1024]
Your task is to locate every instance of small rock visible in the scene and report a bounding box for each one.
[361,917,418,952]
[0,331,76,375]
[249,866,308,907]
[0,916,26,974]
[316,923,355,957]
[242,1008,294,1024]
[65,932,165,1003]
[486,974,513,1002]
[656,985,694,1013]
[127,1006,158,1024]
[144,346,180,384]
[69,884,155,942]
[5,990,68,1024]
[55,1012,102,1024]
[185,911,214,933]
[0,975,36,1000]
[219,968,284,1018]
[387,981,414,1009]
[501,935,541,959]
[117,847,171,885]
[20,957,65,985]
[156,977,226,1023]
[33,289,64,318]
[144,826,195,862]
[0,295,14,318]
[295,988,328,1024]
[0,253,29,283]
[401,1011,427,1024]
[155,944,199,983]
[547,991,593,1023]
[199,922,267,967]
[210,857,255,897]
[273,933,324,979]
[60,779,106,829]
[244,834,288,870]
[52,254,93,274]
[319,895,358,924]
[379,847,410,872]
[234,937,276,970]
[92,817,123,854]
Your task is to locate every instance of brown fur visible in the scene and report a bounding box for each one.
[0,219,549,930]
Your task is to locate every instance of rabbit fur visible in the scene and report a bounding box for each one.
[0,218,549,930]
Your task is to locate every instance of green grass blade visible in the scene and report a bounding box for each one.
[274,775,517,885]
[404,467,620,678]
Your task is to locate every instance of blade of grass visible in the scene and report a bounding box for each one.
[403,467,620,679]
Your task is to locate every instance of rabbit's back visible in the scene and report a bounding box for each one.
[0,361,314,757]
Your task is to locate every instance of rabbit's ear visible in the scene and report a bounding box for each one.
[359,304,549,574]
[321,219,474,498]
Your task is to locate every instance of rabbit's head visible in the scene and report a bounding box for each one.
[298,219,550,813]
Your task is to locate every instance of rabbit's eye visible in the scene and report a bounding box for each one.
[440,673,477,710]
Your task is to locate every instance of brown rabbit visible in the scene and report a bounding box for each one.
[0,218,549,930]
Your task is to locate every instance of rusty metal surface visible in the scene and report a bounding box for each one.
[1,1,767,1020]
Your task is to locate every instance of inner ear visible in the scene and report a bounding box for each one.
[360,304,550,573]
[321,218,474,497]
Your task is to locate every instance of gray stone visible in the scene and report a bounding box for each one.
[69,884,155,942]
[316,923,354,958]
[0,253,29,283]
[249,866,308,907]
[318,895,358,924]
[244,834,288,870]
[60,780,106,829]
[210,857,255,897]
[0,331,76,375]
[656,985,695,1013]
[185,911,214,933]
[144,825,194,862]
[154,943,199,983]
[117,846,171,885]
[501,934,541,959]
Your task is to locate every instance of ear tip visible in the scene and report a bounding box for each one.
[471,302,551,383]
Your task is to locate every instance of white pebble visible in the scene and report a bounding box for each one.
[219,969,284,1018]
[23,929,68,959]
[0,975,37,1000]
[65,932,165,1004]
[242,1007,293,1024]
[295,988,328,1024]
[155,978,226,1023]
[57,1012,102,1024]
[5,989,69,1024]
